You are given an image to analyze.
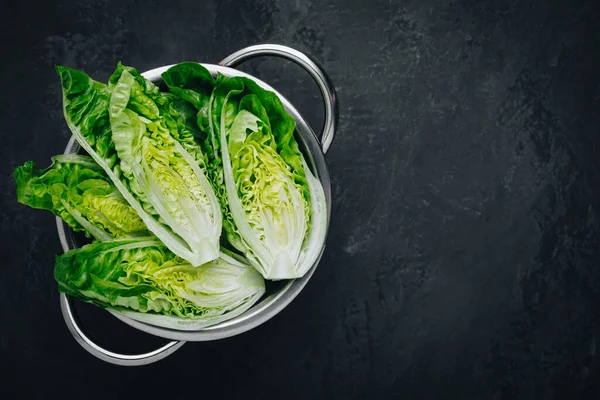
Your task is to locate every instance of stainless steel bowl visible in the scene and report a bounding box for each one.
[55,44,339,366]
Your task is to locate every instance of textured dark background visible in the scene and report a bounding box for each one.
[2,0,600,398]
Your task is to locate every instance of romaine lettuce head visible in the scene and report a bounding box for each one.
[56,64,222,266]
[14,154,148,241]
[55,238,266,330]
[213,77,327,280]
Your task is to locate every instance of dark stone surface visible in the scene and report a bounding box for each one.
[2,0,600,398]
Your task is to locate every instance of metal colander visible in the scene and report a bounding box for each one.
[56,44,339,366]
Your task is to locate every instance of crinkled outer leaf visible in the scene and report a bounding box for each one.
[14,154,148,240]
[161,62,215,134]
[54,237,266,330]
[168,68,327,280]
[56,64,222,266]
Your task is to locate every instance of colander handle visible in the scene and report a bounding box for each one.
[219,44,339,154]
[60,293,185,366]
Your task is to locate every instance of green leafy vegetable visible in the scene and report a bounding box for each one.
[14,154,148,240]
[56,64,222,266]
[13,60,331,332]
[55,237,266,330]
[163,64,327,280]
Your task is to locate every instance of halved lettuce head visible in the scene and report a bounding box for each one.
[55,238,266,330]
[56,64,222,266]
[163,63,327,280]
[14,154,148,240]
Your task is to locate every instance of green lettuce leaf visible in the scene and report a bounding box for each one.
[14,154,148,240]
[161,62,215,134]
[55,237,265,330]
[56,64,222,266]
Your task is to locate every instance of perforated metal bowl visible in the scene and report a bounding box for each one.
[56,44,338,365]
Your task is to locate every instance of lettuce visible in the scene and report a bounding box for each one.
[56,64,222,266]
[163,64,327,280]
[55,238,265,330]
[16,154,265,328]
[14,60,331,331]
[14,154,148,240]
